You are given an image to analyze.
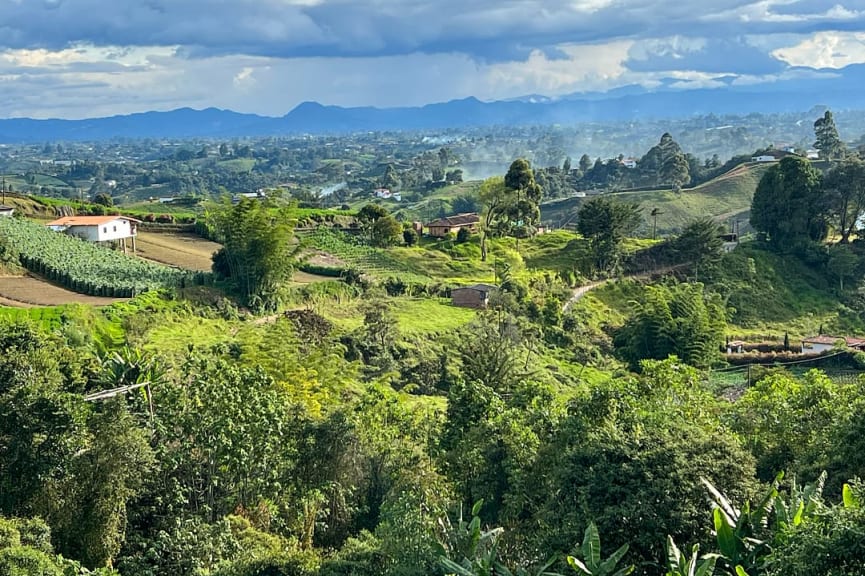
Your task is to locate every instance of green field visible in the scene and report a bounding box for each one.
[541,163,771,236]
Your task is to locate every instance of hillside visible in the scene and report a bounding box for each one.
[541,162,771,236]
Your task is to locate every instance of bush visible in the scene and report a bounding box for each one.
[0,546,62,576]
[456,227,471,244]
[402,228,418,247]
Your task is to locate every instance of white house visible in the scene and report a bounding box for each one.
[801,335,865,354]
[806,149,820,160]
[620,157,637,169]
[0,206,14,217]
[751,155,777,163]
[46,215,140,252]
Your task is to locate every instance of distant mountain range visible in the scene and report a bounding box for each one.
[3,65,865,142]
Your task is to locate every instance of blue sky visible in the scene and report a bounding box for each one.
[0,0,864,118]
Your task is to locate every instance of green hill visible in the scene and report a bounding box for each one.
[542,162,772,237]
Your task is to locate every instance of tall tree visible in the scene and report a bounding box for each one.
[206,197,296,310]
[577,196,642,274]
[503,158,543,239]
[477,176,511,262]
[750,156,825,250]
[814,110,845,160]
[824,157,865,243]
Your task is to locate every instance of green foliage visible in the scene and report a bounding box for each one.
[614,282,725,370]
[402,227,418,247]
[372,215,403,248]
[664,536,717,576]
[672,218,725,278]
[702,476,779,575]
[206,197,296,310]
[577,197,642,274]
[0,217,194,297]
[530,359,756,569]
[750,156,825,250]
[814,110,846,160]
[0,546,63,576]
[823,157,865,242]
[766,481,865,576]
[566,523,634,576]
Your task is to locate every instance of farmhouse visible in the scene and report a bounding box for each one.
[426,213,479,238]
[801,335,865,354]
[46,215,140,253]
[0,206,14,217]
[452,283,497,309]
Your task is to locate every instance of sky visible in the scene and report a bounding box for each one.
[1,0,864,119]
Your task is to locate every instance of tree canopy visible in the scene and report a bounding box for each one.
[750,156,825,250]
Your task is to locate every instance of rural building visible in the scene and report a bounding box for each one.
[0,206,14,217]
[751,155,777,163]
[718,232,739,253]
[726,340,746,354]
[801,335,865,354]
[426,213,480,238]
[620,157,637,169]
[452,284,497,309]
[46,215,140,252]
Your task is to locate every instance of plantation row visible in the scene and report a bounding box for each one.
[0,217,208,297]
[300,228,431,282]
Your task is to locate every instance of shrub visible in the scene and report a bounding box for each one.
[402,228,418,247]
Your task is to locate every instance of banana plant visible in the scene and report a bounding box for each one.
[702,475,779,576]
[773,471,826,533]
[439,500,561,576]
[566,522,634,576]
[664,536,718,576]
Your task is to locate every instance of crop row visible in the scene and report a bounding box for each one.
[301,229,430,282]
[0,217,206,297]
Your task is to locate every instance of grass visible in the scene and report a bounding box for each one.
[317,296,477,335]
[540,163,771,236]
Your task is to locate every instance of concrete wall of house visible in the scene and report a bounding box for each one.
[802,342,835,354]
[428,225,452,238]
[65,219,137,242]
[452,288,487,309]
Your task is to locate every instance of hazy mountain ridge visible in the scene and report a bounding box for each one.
[3,65,865,141]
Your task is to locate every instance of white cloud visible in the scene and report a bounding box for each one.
[773,31,865,67]
[483,42,633,95]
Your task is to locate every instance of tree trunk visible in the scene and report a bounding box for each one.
[481,231,488,262]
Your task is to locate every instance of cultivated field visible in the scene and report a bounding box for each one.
[135,232,222,271]
[0,275,124,306]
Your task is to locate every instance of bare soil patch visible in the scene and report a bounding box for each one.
[134,232,222,271]
[0,275,124,306]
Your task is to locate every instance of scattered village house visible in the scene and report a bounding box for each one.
[801,335,865,355]
[452,284,497,309]
[46,215,140,253]
[425,213,480,238]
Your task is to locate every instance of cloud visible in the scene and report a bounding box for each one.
[1,0,862,62]
[0,1,864,118]
[626,36,789,75]
[772,30,865,67]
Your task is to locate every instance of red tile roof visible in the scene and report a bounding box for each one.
[46,215,140,226]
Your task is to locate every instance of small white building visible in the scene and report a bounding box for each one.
[0,206,14,217]
[46,215,140,252]
[751,155,777,163]
[620,158,637,169]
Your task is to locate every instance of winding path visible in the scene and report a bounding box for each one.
[562,280,608,313]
